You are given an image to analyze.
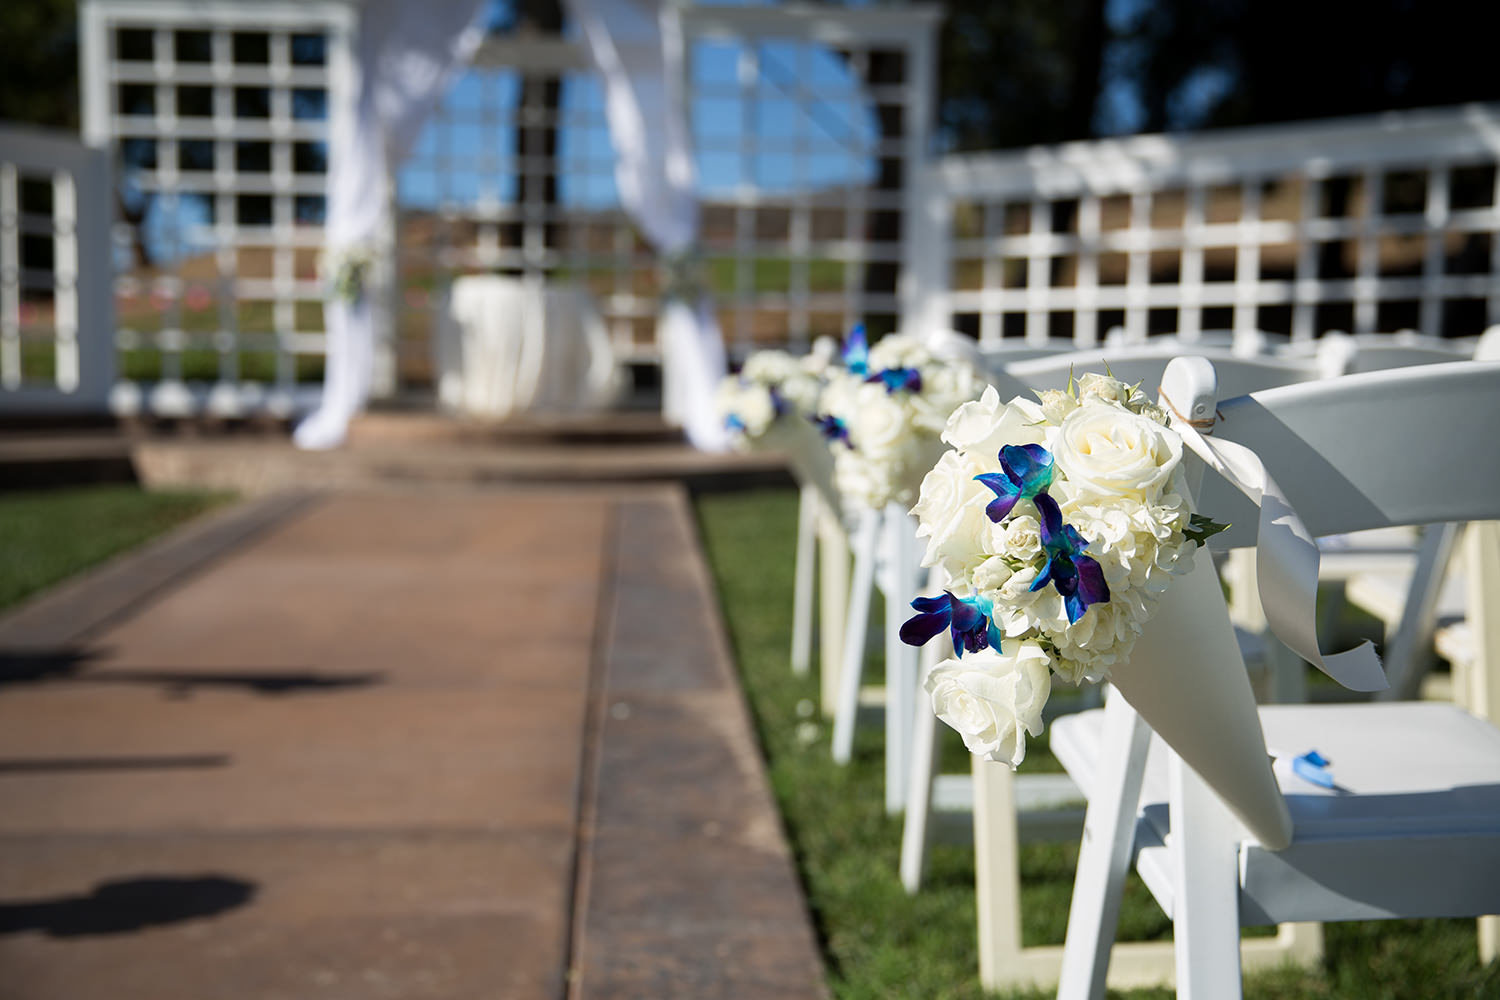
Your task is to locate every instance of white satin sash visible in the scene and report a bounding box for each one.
[1172,417,1388,692]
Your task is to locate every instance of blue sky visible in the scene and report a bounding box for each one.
[397,34,878,211]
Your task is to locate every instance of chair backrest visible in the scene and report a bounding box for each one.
[1119,359,1500,850]
[990,344,1325,400]
[1198,360,1500,550]
[1299,330,1475,376]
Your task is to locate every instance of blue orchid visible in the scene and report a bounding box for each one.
[724,412,747,433]
[810,413,852,448]
[974,444,1055,522]
[768,385,788,417]
[899,591,1005,657]
[1031,493,1111,624]
[866,366,923,394]
[842,323,869,376]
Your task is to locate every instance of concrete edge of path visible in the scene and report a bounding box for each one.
[0,491,320,649]
[570,484,831,1000]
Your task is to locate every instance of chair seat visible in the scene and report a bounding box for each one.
[1316,525,1420,582]
[1344,565,1467,628]
[1052,701,1500,925]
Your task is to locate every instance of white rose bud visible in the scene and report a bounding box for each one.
[925,641,1053,767]
[1037,388,1079,425]
[1076,372,1133,405]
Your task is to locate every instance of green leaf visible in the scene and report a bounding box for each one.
[1184,512,1231,546]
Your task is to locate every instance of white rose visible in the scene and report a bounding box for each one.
[1036,388,1079,425]
[912,362,986,435]
[925,641,1053,767]
[912,450,994,578]
[742,349,801,386]
[991,564,1068,636]
[943,385,1047,458]
[867,332,932,370]
[716,378,778,444]
[848,385,910,458]
[1052,401,1183,503]
[997,513,1044,563]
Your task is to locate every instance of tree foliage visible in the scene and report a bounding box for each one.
[0,0,79,130]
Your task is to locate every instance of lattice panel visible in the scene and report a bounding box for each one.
[910,106,1500,348]
[398,5,940,383]
[81,2,352,415]
[0,126,114,411]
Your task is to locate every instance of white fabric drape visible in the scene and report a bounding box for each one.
[295,0,489,450]
[567,0,729,451]
[437,275,623,418]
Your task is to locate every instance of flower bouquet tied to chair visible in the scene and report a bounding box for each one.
[902,372,1226,766]
[811,326,989,511]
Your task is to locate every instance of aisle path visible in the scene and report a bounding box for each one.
[0,488,826,999]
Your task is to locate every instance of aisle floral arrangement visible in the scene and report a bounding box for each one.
[900,372,1225,767]
[810,326,988,510]
[715,342,835,448]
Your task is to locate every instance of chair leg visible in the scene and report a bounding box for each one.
[790,484,819,676]
[1169,753,1246,1000]
[1057,690,1152,1000]
[900,648,942,893]
[832,508,882,765]
[1463,523,1500,964]
[974,754,1024,988]
[884,503,919,814]
[818,507,850,718]
[1379,521,1460,701]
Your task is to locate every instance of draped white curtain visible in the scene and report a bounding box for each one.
[295,0,488,450]
[302,0,726,451]
[567,0,729,451]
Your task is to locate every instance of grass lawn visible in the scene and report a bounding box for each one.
[694,486,1500,1000]
[0,485,232,613]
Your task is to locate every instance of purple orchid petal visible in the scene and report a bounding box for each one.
[1076,554,1109,603]
[974,472,1021,522]
[899,610,952,648]
[1034,492,1065,540]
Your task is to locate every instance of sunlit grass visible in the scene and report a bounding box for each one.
[0,485,232,612]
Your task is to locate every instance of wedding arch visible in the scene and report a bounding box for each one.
[72,0,941,447]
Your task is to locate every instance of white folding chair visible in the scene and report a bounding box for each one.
[1321,328,1500,701]
[898,347,1330,992]
[1052,358,1500,1000]
[828,497,926,814]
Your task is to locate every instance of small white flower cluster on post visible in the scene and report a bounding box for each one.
[816,333,987,510]
[910,372,1212,767]
[321,244,377,304]
[714,345,835,447]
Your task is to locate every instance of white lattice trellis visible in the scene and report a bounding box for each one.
[79,0,941,416]
[905,104,1500,348]
[79,0,354,417]
[0,126,115,412]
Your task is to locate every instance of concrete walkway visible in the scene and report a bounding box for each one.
[0,487,826,999]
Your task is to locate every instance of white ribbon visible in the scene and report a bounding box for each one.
[1171,416,1389,692]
